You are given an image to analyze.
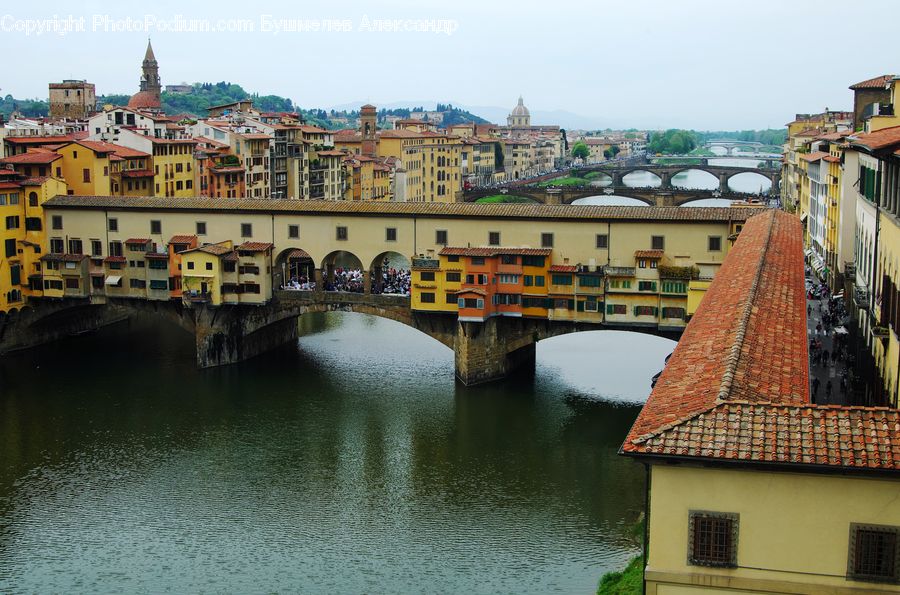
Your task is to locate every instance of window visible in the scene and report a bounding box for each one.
[420,292,436,303]
[606,303,627,315]
[108,218,118,232]
[500,254,517,265]
[436,230,448,245]
[688,511,738,568]
[187,261,195,270]
[446,272,461,283]
[498,274,519,284]
[446,293,457,304]
[196,221,207,235]
[68,239,83,255]
[651,235,665,250]
[470,257,485,266]
[205,262,213,271]
[489,231,500,246]
[578,275,602,288]
[223,261,236,273]
[91,240,102,257]
[150,220,161,235]
[634,305,657,316]
[241,223,253,238]
[638,281,657,291]
[639,259,647,269]
[4,238,15,258]
[28,192,38,207]
[82,168,91,183]
[150,280,169,290]
[386,227,397,242]
[848,524,899,583]
[662,281,686,294]
[336,226,348,241]
[50,238,64,254]
[709,236,722,251]
[5,215,19,230]
[420,271,436,281]
[662,307,685,319]
[584,297,599,312]
[551,274,572,285]
[288,224,299,239]
[522,255,545,267]
[596,234,609,249]
[108,241,123,257]
[129,279,147,289]
[541,233,554,248]
[65,278,80,290]
[52,215,63,230]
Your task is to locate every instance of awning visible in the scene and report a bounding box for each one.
[183,272,215,278]
[800,213,808,222]
[105,275,122,285]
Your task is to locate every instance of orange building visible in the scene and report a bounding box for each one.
[167,234,199,298]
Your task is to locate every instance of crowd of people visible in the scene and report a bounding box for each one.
[807,274,854,403]
[325,267,365,293]
[279,259,412,295]
[283,275,315,291]
[372,268,411,295]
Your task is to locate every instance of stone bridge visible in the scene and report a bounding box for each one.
[461,186,765,207]
[0,291,681,385]
[574,163,781,191]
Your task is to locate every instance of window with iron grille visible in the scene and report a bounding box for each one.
[541,232,554,248]
[436,230,448,245]
[386,227,397,242]
[336,226,348,241]
[489,231,500,246]
[688,511,738,568]
[596,234,609,249]
[651,235,665,250]
[848,524,899,583]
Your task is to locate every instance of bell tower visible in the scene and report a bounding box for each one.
[360,104,377,155]
[140,39,162,100]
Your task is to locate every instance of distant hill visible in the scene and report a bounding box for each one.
[0,95,49,119]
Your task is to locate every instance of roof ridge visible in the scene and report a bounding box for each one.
[632,404,720,445]
[715,209,775,404]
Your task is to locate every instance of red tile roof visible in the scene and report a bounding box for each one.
[0,182,22,190]
[622,209,900,472]
[0,151,62,164]
[823,155,840,163]
[121,169,154,178]
[104,256,126,263]
[456,287,487,296]
[849,126,900,152]
[168,235,197,245]
[73,140,117,154]
[548,264,576,272]
[237,241,274,252]
[439,247,553,257]
[3,135,74,145]
[125,238,151,244]
[284,248,311,260]
[635,249,664,259]
[849,74,893,90]
[800,151,829,162]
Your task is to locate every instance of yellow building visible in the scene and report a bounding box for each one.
[622,210,900,595]
[55,140,114,196]
[181,240,273,306]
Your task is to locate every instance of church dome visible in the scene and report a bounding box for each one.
[128,90,160,110]
[511,96,529,117]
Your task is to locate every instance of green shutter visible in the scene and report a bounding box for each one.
[10,264,20,286]
[577,300,585,312]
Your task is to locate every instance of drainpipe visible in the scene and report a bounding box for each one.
[642,462,650,595]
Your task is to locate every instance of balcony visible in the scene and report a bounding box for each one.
[603,266,635,277]
[854,286,869,308]
[183,290,211,303]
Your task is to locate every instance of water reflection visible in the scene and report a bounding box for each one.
[0,313,658,594]
[571,195,649,206]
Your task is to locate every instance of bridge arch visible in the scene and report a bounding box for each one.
[565,193,654,206]
[620,169,662,186]
[275,247,316,289]
[369,250,411,295]
[321,250,365,292]
[667,168,719,190]
[725,170,773,193]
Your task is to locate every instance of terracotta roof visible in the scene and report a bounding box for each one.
[439,247,553,257]
[73,140,117,154]
[0,182,22,190]
[186,242,233,256]
[315,150,346,157]
[3,135,74,145]
[456,287,487,296]
[236,133,271,141]
[634,402,899,469]
[548,264,576,272]
[20,176,51,185]
[635,249,664,259]
[284,248,311,260]
[800,151,829,162]
[104,256,126,263]
[620,211,900,472]
[124,238,150,244]
[0,151,62,164]
[168,235,197,245]
[795,128,825,138]
[849,74,894,90]
[823,155,841,163]
[222,251,239,262]
[817,131,852,141]
[209,166,244,174]
[849,126,900,152]
[145,137,198,145]
[121,169,154,178]
[237,241,274,252]
[145,252,169,259]
[40,253,86,262]
[42,196,755,224]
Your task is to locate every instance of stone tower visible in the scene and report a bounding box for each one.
[128,40,162,110]
[360,104,377,155]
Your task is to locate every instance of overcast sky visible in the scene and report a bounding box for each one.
[2,0,898,130]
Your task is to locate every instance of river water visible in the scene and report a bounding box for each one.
[573,151,775,207]
[0,312,675,594]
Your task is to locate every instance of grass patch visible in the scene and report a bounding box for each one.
[475,194,536,203]
[597,555,643,595]
[537,176,591,188]
[584,171,611,180]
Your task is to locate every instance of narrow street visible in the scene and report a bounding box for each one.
[806,276,852,405]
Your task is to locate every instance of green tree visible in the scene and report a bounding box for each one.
[572,141,590,161]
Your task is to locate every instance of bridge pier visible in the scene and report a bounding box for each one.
[719,173,730,193]
[193,300,300,368]
[0,299,131,355]
[660,172,672,190]
[454,316,539,385]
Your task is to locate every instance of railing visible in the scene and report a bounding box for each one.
[604,266,636,277]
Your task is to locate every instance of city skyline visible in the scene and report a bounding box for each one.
[3,0,899,129]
